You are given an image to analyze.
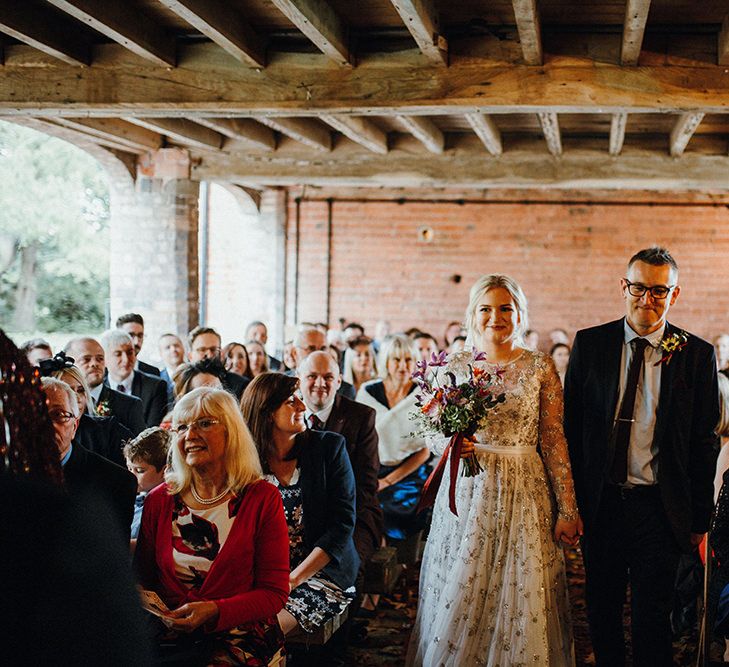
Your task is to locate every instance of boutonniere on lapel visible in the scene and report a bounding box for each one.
[654,330,689,367]
[95,399,111,416]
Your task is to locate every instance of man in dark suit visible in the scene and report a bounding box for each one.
[291,326,356,400]
[102,328,168,427]
[65,336,147,436]
[116,312,160,376]
[158,332,185,406]
[40,376,137,544]
[299,351,383,563]
[246,320,282,371]
[188,325,248,399]
[564,246,719,666]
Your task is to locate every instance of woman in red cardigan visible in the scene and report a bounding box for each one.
[135,386,289,665]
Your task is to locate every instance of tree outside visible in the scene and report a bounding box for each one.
[0,120,111,338]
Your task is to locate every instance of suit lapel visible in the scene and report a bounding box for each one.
[325,395,345,432]
[652,321,676,450]
[603,318,626,429]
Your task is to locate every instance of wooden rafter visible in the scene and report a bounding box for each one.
[511,0,542,65]
[52,117,163,152]
[621,0,651,66]
[220,183,262,213]
[389,0,447,66]
[255,117,331,152]
[18,116,140,155]
[669,112,704,157]
[396,115,444,154]
[46,0,176,67]
[320,115,387,154]
[1,44,729,114]
[195,118,275,151]
[537,112,562,156]
[464,113,502,156]
[719,15,729,66]
[609,112,628,156]
[269,0,351,66]
[0,3,90,66]
[157,0,265,68]
[127,118,224,150]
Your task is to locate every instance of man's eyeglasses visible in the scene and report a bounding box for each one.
[48,410,76,424]
[171,417,220,435]
[193,346,221,356]
[623,279,675,300]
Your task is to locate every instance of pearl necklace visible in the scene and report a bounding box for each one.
[190,483,230,505]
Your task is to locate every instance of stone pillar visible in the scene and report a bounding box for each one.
[109,149,199,362]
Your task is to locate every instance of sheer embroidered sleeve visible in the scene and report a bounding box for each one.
[537,353,579,522]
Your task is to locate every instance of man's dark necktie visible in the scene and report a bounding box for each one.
[610,337,649,484]
[309,414,323,430]
[117,384,126,393]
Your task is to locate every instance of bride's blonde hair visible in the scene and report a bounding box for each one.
[464,274,529,346]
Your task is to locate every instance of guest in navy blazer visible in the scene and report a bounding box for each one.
[241,372,359,637]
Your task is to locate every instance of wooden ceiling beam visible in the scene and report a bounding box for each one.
[157,0,265,68]
[269,0,351,66]
[320,115,387,154]
[621,0,651,66]
[255,117,331,152]
[46,0,176,67]
[195,118,275,151]
[511,0,542,65]
[669,112,704,157]
[464,113,502,156]
[0,3,90,66]
[18,116,142,154]
[389,0,447,66]
[609,112,628,156]
[219,183,262,213]
[719,15,729,66]
[396,115,444,154]
[2,44,729,113]
[537,112,562,156]
[127,118,224,150]
[52,117,163,152]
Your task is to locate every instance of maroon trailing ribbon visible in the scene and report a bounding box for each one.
[416,432,464,517]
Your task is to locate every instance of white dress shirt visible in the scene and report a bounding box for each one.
[304,401,334,429]
[616,319,665,485]
[110,371,134,395]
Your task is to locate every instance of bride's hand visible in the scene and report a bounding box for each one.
[553,516,583,546]
[460,437,476,459]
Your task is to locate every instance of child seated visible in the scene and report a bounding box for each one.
[123,427,170,541]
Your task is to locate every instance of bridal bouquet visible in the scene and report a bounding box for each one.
[412,349,505,516]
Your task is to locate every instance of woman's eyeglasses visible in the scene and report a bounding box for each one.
[171,417,220,435]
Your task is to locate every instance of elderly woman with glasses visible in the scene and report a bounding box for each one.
[134,387,289,666]
[241,372,359,638]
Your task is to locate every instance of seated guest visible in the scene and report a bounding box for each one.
[443,321,464,351]
[189,326,248,399]
[222,341,250,379]
[135,387,289,665]
[20,337,53,366]
[356,334,430,542]
[245,320,282,371]
[412,332,439,363]
[549,327,571,347]
[245,339,270,378]
[524,328,540,350]
[158,332,185,404]
[64,336,146,437]
[172,359,226,402]
[39,377,137,544]
[282,340,296,372]
[101,329,168,427]
[123,426,170,542]
[241,373,359,637]
[299,351,382,564]
[116,312,160,376]
[343,322,365,346]
[343,335,378,393]
[327,343,342,369]
[42,354,131,467]
[448,335,467,354]
[716,334,729,377]
[550,342,571,387]
[291,326,356,399]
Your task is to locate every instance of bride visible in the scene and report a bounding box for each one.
[406,274,582,666]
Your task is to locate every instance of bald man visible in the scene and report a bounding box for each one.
[298,351,383,563]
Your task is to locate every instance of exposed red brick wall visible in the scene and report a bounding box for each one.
[286,199,729,344]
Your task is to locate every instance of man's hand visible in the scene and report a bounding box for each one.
[554,516,584,547]
[165,601,219,633]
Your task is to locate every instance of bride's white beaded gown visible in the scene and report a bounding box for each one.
[407,350,578,666]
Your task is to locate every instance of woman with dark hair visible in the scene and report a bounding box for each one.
[172,358,227,402]
[221,342,250,379]
[342,335,377,392]
[549,342,571,387]
[241,372,359,637]
[245,340,269,378]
